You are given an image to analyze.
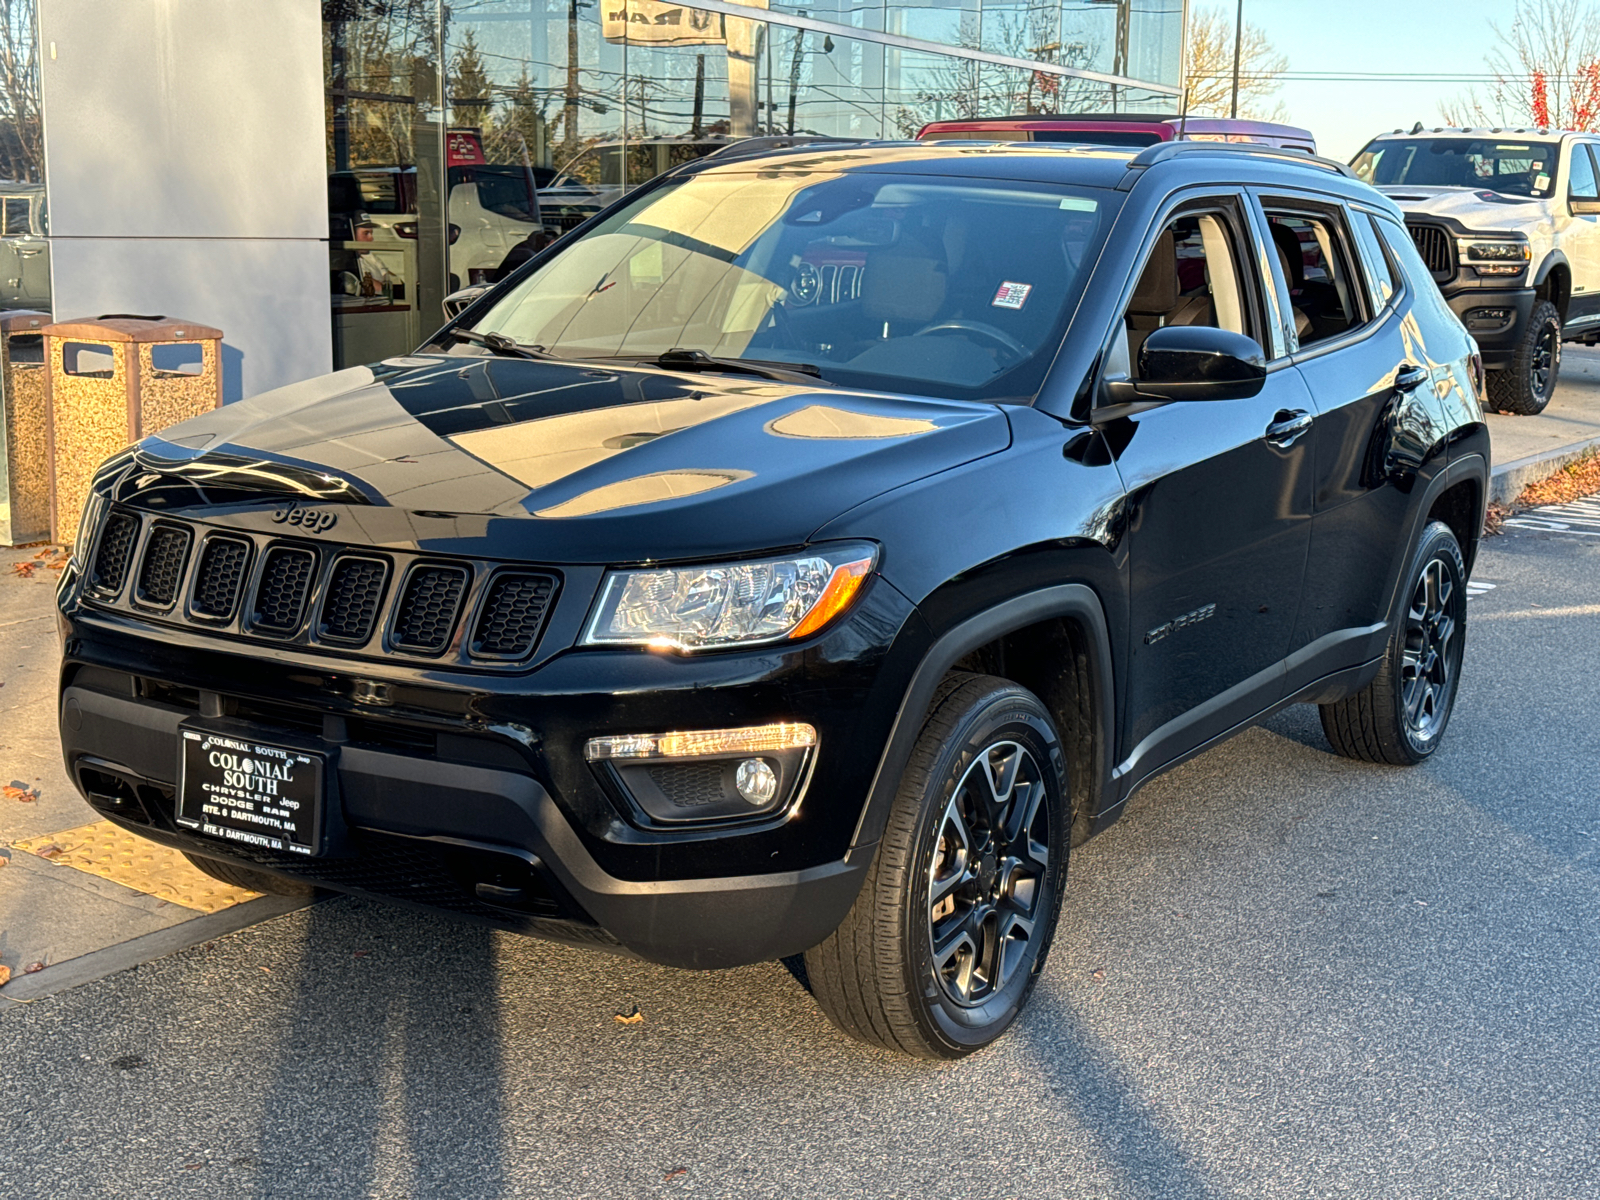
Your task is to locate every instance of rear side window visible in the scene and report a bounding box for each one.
[1349,211,1399,313]
[1262,206,1367,348]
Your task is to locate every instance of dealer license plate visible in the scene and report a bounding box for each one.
[176,729,324,856]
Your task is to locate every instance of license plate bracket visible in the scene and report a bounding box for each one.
[176,724,329,856]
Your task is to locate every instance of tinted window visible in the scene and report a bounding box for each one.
[1263,208,1364,347]
[1352,212,1399,312]
[2,198,28,236]
[1352,137,1559,198]
[1033,130,1164,147]
[1571,144,1599,200]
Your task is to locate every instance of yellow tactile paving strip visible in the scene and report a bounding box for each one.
[12,820,260,913]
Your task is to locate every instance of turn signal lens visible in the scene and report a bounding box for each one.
[787,558,872,640]
[585,722,818,761]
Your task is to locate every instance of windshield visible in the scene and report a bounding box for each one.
[465,168,1118,401]
[1352,137,1560,197]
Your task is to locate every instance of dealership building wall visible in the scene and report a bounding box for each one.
[5,0,1185,400]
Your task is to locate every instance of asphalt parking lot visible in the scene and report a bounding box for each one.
[3,508,1598,1200]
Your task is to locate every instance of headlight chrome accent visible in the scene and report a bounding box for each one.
[581,542,876,652]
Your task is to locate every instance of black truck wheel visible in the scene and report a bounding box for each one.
[805,673,1069,1059]
[182,851,318,897]
[1488,299,1561,414]
[1319,520,1467,765]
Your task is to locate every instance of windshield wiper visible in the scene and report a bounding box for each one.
[450,329,556,360]
[649,348,826,384]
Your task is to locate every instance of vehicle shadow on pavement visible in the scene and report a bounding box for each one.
[248,900,510,1199]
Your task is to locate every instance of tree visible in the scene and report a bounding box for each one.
[448,28,494,130]
[1443,0,1600,130]
[1182,5,1288,122]
[0,0,42,183]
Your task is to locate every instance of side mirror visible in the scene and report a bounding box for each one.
[442,285,489,320]
[1104,325,1268,406]
[1571,198,1600,215]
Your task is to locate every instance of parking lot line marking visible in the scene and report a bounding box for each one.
[10,821,260,913]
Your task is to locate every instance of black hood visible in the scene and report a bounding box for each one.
[128,354,1011,564]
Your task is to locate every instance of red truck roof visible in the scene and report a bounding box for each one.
[917,113,1317,154]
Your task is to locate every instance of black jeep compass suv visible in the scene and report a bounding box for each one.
[57,140,1489,1058]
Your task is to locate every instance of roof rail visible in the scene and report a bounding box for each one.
[703,135,877,162]
[1119,139,1356,189]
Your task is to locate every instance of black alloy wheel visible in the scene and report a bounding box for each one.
[805,673,1069,1059]
[1489,299,1561,414]
[1398,552,1462,745]
[927,740,1052,1008]
[1320,520,1467,765]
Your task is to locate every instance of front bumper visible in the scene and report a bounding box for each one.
[57,572,926,969]
[1443,285,1536,366]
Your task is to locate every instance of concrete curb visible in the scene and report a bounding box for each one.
[0,893,319,1010]
[1490,436,1600,505]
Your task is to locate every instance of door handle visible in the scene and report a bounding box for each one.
[1394,363,1429,392]
[1265,409,1314,447]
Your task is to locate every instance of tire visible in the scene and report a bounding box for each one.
[1488,299,1561,415]
[1319,520,1467,766]
[182,851,318,897]
[805,673,1070,1059]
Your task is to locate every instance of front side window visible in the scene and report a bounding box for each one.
[1570,144,1599,201]
[1263,208,1364,348]
[465,170,1120,401]
[1352,137,1559,199]
[1118,209,1252,376]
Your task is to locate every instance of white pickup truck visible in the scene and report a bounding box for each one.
[1352,127,1600,413]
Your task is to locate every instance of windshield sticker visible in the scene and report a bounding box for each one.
[1534,172,1550,193]
[992,281,1033,310]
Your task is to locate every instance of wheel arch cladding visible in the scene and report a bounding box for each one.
[1535,254,1571,322]
[1426,475,1485,577]
[850,584,1118,854]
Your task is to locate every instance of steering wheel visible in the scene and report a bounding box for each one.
[912,319,1030,363]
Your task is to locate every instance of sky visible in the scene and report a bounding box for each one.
[1230,0,1520,161]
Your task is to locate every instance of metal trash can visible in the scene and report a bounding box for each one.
[0,309,50,547]
[42,315,223,544]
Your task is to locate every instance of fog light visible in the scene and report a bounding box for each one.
[584,723,818,826]
[736,758,779,806]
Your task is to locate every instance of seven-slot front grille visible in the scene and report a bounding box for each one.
[90,510,140,595]
[134,524,193,609]
[81,509,559,667]
[392,564,470,653]
[472,572,558,659]
[191,537,251,619]
[1407,222,1454,278]
[252,546,317,634]
[319,556,389,643]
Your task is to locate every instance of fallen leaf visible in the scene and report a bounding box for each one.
[0,965,10,986]
[614,1006,644,1025]
[663,1167,688,1181]
[352,950,370,958]
[183,1163,205,1171]
[24,961,43,974]
[4,780,39,803]
[259,966,272,974]
[1090,969,1106,984]
[32,843,62,860]
[10,562,35,578]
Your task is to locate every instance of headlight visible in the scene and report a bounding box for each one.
[1459,239,1530,275]
[582,542,876,651]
